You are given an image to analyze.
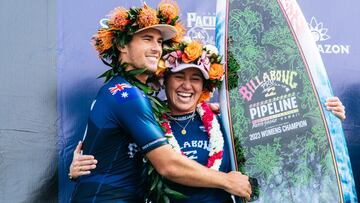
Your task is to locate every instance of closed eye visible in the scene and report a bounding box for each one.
[174,75,184,79]
[142,36,152,41]
[191,76,202,81]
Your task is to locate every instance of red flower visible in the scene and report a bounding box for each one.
[207,151,223,168]
[200,103,214,133]
[161,121,171,134]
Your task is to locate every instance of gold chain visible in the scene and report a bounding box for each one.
[168,111,196,135]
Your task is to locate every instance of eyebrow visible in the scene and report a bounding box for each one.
[141,34,163,41]
[173,72,185,76]
[193,72,203,77]
[175,71,202,78]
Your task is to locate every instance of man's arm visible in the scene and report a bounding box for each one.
[146,144,252,200]
[69,143,252,199]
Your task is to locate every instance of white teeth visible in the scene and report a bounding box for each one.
[147,56,158,60]
[177,92,192,97]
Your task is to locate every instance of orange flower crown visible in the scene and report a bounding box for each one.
[159,39,225,102]
[91,1,185,82]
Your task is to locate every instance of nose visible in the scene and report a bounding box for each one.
[151,40,162,55]
[181,78,192,90]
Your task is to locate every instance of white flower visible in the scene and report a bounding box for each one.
[204,44,219,56]
[182,36,192,44]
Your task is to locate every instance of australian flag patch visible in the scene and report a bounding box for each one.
[109,83,139,104]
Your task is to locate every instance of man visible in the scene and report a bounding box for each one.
[70,3,251,202]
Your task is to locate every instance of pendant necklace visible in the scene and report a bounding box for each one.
[168,111,196,135]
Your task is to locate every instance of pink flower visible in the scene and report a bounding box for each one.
[163,50,182,68]
[197,51,211,71]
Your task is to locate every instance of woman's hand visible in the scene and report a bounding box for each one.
[325,96,346,121]
[209,103,220,114]
[68,141,97,180]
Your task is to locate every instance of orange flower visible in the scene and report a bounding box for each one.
[156,59,167,76]
[137,4,159,28]
[158,0,179,21]
[92,29,113,53]
[198,91,212,103]
[208,63,224,80]
[182,41,203,63]
[172,22,186,43]
[108,7,130,30]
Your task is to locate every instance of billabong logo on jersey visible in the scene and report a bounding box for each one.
[128,143,140,158]
[308,16,350,55]
[109,83,132,95]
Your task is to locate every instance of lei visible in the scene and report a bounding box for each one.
[161,102,224,170]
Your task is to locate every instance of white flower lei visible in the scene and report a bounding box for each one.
[161,102,224,170]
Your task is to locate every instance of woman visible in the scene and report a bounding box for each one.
[156,40,233,202]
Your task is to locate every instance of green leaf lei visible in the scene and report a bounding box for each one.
[98,63,187,202]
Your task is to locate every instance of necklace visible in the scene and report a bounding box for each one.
[167,111,196,135]
[161,102,224,170]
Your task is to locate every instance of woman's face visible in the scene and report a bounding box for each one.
[165,68,204,115]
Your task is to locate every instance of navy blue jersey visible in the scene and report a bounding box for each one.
[167,113,232,203]
[71,75,167,203]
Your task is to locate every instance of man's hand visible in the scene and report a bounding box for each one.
[224,171,252,201]
[325,97,346,121]
[68,141,97,179]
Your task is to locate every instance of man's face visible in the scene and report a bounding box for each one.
[165,68,204,115]
[120,29,163,73]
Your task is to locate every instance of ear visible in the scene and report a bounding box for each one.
[117,44,128,54]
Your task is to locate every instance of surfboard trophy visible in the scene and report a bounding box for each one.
[215,0,358,202]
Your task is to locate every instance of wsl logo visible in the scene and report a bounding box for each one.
[308,17,350,55]
[186,12,215,44]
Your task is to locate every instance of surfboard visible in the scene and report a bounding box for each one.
[215,0,358,202]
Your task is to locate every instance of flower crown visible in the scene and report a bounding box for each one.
[158,39,225,102]
[92,1,185,65]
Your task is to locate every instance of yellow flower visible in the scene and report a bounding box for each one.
[198,91,212,103]
[156,59,167,76]
[92,29,113,53]
[208,63,224,80]
[108,7,130,31]
[137,4,159,28]
[182,41,203,63]
[158,0,179,21]
[172,22,186,43]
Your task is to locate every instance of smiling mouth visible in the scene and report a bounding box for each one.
[177,92,193,99]
[146,56,159,62]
